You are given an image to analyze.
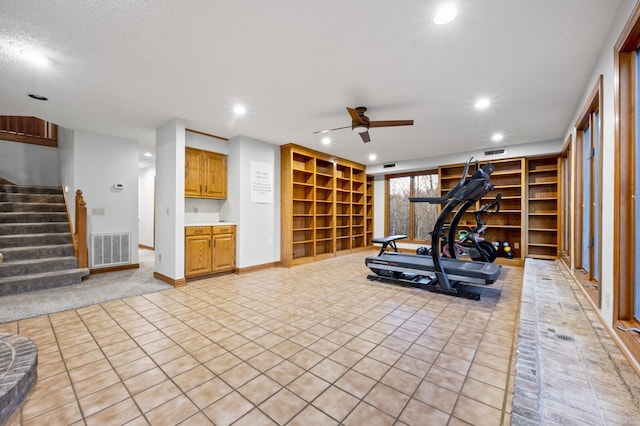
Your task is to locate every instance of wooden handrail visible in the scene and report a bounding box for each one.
[75,190,88,269]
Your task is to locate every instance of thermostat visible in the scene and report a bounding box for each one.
[114,183,125,190]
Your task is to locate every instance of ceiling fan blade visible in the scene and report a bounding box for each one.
[312,125,352,134]
[359,130,371,143]
[347,107,366,125]
[368,119,414,128]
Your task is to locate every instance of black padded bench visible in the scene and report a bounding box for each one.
[371,235,407,256]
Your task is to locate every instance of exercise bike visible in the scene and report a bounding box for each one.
[441,193,501,263]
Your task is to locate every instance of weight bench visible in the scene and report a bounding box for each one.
[371,235,407,256]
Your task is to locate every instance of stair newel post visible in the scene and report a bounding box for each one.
[75,190,88,269]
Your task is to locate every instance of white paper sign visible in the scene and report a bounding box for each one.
[250,161,273,203]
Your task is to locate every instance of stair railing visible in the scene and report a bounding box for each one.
[74,190,88,269]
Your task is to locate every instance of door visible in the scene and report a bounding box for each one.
[213,234,235,271]
[185,148,202,197]
[203,152,227,199]
[185,234,212,276]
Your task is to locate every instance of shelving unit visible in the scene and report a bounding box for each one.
[281,144,373,266]
[439,158,525,261]
[526,156,559,259]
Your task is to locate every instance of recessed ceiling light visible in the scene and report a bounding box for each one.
[475,98,491,109]
[27,93,48,101]
[233,105,247,115]
[20,49,49,67]
[369,154,377,161]
[433,3,457,25]
[322,137,331,145]
[144,152,153,157]
[491,133,504,142]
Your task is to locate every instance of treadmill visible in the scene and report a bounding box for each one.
[365,158,502,300]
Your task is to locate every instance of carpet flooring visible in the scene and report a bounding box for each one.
[0,249,171,323]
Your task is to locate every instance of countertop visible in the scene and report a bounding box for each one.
[184,222,237,227]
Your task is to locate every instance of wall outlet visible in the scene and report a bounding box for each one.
[604,291,610,308]
[514,242,520,250]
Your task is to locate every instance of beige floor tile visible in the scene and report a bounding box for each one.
[343,401,395,426]
[468,363,508,389]
[78,382,130,418]
[425,365,466,393]
[186,377,233,409]
[381,367,422,396]
[265,359,304,385]
[173,364,215,392]
[74,368,122,398]
[231,408,277,426]
[453,395,503,426]
[353,356,391,381]
[310,358,348,383]
[399,398,450,426]
[202,391,253,425]
[114,356,157,381]
[287,371,331,402]
[259,388,307,424]
[413,379,458,414]
[22,401,82,426]
[364,383,410,418]
[461,377,506,410]
[124,367,168,395]
[177,412,214,426]
[289,404,339,426]
[133,379,182,413]
[85,397,141,426]
[204,351,242,374]
[22,385,78,420]
[312,385,359,422]
[145,395,199,425]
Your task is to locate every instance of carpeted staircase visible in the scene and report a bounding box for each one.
[0,184,89,296]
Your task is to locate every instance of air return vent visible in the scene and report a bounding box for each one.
[383,162,397,168]
[484,148,506,157]
[91,232,131,268]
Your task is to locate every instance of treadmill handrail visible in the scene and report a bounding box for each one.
[409,162,494,204]
[409,156,473,205]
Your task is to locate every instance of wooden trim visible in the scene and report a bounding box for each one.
[153,271,187,287]
[138,244,154,251]
[75,190,88,269]
[91,263,140,274]
[185,270,235,282]
[186,128,228,141]
[0,131,58,147]
[280,143,367,170]
[236,261,282,274]
[0,177,15,185]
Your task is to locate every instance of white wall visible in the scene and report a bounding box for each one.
[71,129,140,265]
[224,135,280,268]
[561,0,638,323]
[58,127,75,221]
[0,138,60,185]
[138,165,155,248]
[154,118,186,280]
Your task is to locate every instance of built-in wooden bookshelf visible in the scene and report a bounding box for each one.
[439,158,526,261]
[526,156,559,259]
[281,144,373,266]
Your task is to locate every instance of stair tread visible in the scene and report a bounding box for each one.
[0,268,89,283]
[0,256,79,265]
[1,244,74,252]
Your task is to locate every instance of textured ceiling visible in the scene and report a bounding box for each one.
[0,0,622,167]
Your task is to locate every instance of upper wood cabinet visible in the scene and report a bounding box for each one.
[185,147,227,199]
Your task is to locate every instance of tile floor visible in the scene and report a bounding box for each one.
[1,251,521,425]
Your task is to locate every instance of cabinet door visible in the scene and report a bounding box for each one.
[213,234,235,271]
[203,152,227,199]
[185,148,203,197]
[185,235,212,276]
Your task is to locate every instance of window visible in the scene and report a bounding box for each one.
[386,171,439,242]
[575,76,602,306]
[614,2,640,362]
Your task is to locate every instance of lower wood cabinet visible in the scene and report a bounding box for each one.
[185,225,236,278]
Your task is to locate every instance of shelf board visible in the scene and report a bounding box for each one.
[293,240,313,245]
[528,211,557,215]
[528,243,558,248]
[293,214,313,217]
[491,170,522,177]
[336,236,350,240]
[529,181,558,186]
[316,237,333,242]
[292,168,313,175]
[529,228,557,232]
[315,172,334,178]
[293,227,313,231]
[529,197,557,201]
[526,254,558,260]
[292,198,313,202]
[528,167,558,173]
[486,225,521,229]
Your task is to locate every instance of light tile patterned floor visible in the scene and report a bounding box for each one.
[1,252,522,425]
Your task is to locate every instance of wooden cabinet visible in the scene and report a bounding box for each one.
[185,226,212,276]
[281,144,373,267]
[366,175,374,246]
[185,225,236,278]
[185,147,227,199]
[526,156,559,259]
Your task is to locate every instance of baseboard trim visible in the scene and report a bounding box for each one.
[236,261,282,274]
[153,272,187,287]
[138,244,154,251]
[90,263,139,274]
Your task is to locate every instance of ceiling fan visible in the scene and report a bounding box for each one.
[314,106,414,143]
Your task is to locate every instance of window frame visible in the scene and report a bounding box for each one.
[384,169,439,243]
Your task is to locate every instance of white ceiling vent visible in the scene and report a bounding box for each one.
[484,148,506,157]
